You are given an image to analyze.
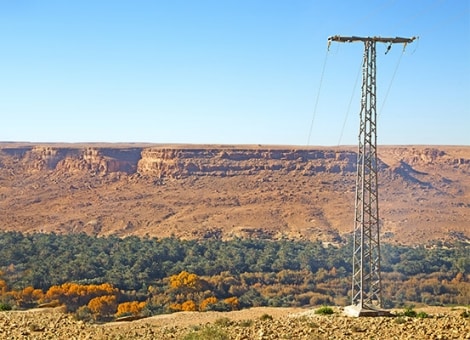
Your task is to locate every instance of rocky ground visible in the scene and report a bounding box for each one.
[1,306,468,339]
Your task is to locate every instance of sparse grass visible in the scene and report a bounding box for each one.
[214,317,232,327]
[259,313,273,321]
[394,316,407,324]
[29,324,45,332]
[297,315,309,322]
[307,321,319,328]
[314,306,334,315]
[239,319,254,327]
[461,310,470,318]
[351,325,365,333]
[297,315,318,328]
[397,306,428,319]
[182,325,229,340]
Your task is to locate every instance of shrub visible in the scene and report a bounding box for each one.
[74,306,93,322]
[403,306,417,317]
[416,311,428,318]
[315,306,334,315]
[205,301,231,312]
[0,302,12,311]
[144,303,165,316]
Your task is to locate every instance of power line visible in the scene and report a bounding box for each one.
[337,59,362,146]
[307,47,329,146]
[378,46,406,120]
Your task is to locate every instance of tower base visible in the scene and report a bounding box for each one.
[344,304,392,317]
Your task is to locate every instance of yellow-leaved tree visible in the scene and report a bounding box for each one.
[116,301,147,316]
[199,296,218,311]
[181,300,197,311]
[16,286,44,307]
[223,296,239,310]
[169,271,202,291]
[0,279,7,296]
[88,295,117,318]
[45,282,118,311]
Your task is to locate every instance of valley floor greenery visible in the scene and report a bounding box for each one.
[0,231,469,321]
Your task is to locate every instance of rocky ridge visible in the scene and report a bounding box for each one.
[1,144,362,177]
[0,143,469,245]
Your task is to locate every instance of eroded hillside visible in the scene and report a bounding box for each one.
[0,143,468,245]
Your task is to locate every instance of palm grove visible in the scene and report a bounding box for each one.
[0,232,469,321]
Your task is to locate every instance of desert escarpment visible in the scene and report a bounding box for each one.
[2,145,142,175]
[1,144,359,177]
[0,143,468,245]
[138,147,358,178]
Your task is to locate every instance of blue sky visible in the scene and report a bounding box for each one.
[0,0,468,145]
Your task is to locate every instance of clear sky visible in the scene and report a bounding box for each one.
[0,0,468,146]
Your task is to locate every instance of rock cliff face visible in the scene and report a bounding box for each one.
[0,143,469,245]
[56,147,141,175]
[0,145,359,177]
[137,148,358,178]
[2,144,467,179]
[1,145,142,175]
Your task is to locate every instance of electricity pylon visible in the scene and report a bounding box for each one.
[328,36,416,316]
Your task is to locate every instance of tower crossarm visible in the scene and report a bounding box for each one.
[328,35,417,44]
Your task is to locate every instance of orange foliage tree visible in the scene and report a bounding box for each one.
[223,296,239,310]
[169,271,202,291]
[169,303,182,312]
[0,279,7,296]
[88,295,117,318]
[0,270,7,297]
[199,296,218,311]
[45,282,117,311]
[116,301,147,316]
[14,286,44,307]
[181,300,197,311]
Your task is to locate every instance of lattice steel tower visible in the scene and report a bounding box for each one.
[328,36,416,316]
